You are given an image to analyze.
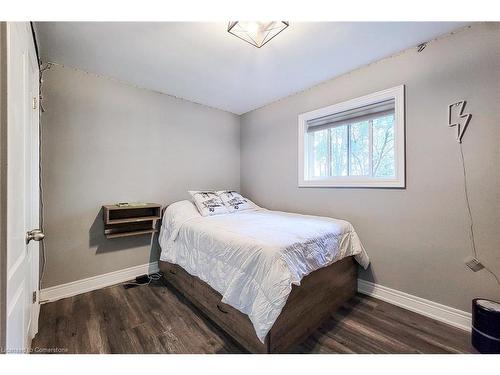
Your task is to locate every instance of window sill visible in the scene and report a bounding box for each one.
[298,178,405,188]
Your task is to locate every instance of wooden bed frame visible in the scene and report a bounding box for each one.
[159,256,357,353]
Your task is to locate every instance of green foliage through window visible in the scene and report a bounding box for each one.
[309,114,395,178]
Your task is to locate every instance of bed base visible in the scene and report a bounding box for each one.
[159,257,357,353]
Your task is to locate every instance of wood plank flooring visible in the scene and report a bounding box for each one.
[32,278,474,354]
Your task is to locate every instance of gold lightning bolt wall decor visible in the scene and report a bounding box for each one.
[448,100,472,143]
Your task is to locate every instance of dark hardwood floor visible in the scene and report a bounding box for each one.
[32,278,474,354]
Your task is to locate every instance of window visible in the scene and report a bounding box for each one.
[298,86,405,188]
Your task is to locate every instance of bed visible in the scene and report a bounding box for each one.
[158,200,369,353]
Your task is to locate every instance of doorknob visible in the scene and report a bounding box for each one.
[26,229,44,244]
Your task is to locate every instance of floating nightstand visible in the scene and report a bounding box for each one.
[102,203,162,239]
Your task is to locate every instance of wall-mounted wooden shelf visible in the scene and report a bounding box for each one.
[102,204,162,239]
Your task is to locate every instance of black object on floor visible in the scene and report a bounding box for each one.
[123,273,162,289]
[471,298,500,353]
[135,275,150,284]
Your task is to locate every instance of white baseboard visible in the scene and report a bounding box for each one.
[358,279,471,331]
[40,261,159,303]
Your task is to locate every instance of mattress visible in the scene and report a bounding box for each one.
[158,200,369,342]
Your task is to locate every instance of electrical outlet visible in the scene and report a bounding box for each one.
[464,256,484,272]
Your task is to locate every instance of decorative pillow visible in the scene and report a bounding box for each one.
[216,190,255,212]
[189,191,229,216]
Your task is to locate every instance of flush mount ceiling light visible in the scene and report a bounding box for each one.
[227,21,289,48]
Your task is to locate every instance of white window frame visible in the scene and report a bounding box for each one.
[298,85,405,188]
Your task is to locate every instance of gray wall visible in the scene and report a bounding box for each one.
[41,64,240,288]
[240,23,500,312]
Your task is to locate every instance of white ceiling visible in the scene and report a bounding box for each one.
[35,22,469,114]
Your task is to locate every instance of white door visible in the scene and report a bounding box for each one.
[5,22,41,353]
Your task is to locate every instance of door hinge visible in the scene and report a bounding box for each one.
[33,96,38,110]
[32,291,37,303]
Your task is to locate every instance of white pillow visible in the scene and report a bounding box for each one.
[189,191,229,216]
[216,190,255,212]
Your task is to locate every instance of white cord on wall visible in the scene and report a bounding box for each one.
[459,142,500,288]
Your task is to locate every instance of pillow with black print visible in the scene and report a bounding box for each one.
[216,190,255,213]
[189,191,229,217]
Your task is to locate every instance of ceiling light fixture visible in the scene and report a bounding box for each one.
[227,21,289,48]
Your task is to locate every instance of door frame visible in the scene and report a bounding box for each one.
[27,38,40,340]
[0,21,8,352]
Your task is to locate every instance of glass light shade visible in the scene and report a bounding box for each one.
[227,21,289,48]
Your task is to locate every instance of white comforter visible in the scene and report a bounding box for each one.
[159,200,369,343]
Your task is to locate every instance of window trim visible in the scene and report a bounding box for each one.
[298,85,405,188]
